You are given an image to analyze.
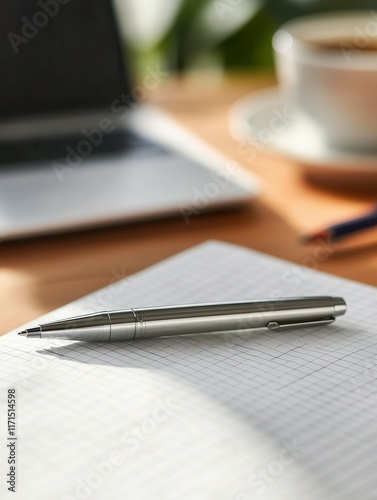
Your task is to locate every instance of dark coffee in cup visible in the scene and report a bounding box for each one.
[307,38,377,52]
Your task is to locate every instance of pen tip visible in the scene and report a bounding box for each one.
[300,235,313,245]
[18,330,27,337]
[300,230,329,245]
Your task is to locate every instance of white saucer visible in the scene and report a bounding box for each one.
[229,87,377,187]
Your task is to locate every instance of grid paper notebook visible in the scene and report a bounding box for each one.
[1,241,377,500]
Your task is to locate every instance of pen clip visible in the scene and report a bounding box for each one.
[267,317,335,332]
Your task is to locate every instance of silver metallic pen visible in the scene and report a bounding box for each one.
[18,296,346,342]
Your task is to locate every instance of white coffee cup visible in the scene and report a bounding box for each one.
[272,11,377,152]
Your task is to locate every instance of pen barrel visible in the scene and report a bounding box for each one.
[127,297,344,340]
[36,297,345,341]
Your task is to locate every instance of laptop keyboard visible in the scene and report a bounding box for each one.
[0,130,167,165]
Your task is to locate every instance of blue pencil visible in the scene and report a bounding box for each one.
[302,206,377,244]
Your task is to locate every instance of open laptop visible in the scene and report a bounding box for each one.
[0,0,259,239]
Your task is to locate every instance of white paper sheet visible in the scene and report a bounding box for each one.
[1,241,377,500]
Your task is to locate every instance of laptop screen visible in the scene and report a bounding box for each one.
[0,0,131,120]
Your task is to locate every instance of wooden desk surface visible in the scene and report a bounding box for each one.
[1,74,377,335]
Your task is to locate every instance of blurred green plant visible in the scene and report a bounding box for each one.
[117,0,377,75]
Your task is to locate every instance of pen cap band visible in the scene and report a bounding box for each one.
[108,310,137,341]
